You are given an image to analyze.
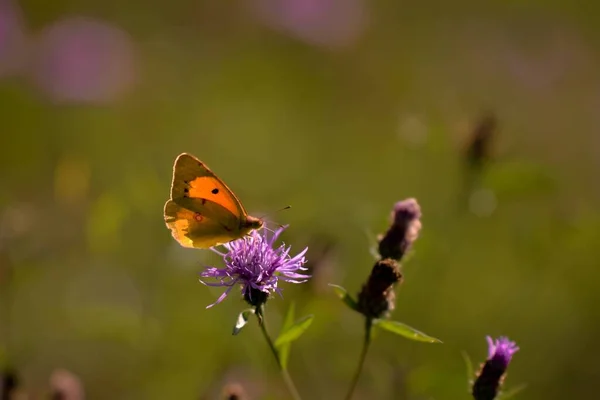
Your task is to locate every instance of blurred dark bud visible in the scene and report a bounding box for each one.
[1,368,18,400]
[378,199,422,261]
[302,235,337,294]
[472,336,519,400]
[200,366,261,400]
[357,259,402,319]
[49,369,84,400]
[220,382,248,400]
[459,113,499,215]
[465,113,497,172]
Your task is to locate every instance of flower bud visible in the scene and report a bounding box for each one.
[357,259,402,319]
[378,199,422,261]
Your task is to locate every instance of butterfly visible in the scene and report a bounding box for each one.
[164,153,263,248]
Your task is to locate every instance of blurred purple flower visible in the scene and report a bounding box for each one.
[200,226,310,308]
[0,0,27,77]
[250,0,368,49]
[472,336,519,400]
[31,16,136,104]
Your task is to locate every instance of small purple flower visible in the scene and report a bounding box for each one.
[472,336,519,400]
[199,226,310,308]
[486,336,519,369]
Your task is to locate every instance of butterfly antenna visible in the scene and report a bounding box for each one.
[263,225,277,234]
[259,205,291,230]
[258,205,291,220]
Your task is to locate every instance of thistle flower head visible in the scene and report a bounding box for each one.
[199,225,310,308]
[378,198,422,261]
[472,336,519,400]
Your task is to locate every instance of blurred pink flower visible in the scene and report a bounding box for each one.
[250,0,368,49]
[503,30,578,91]
[31,16,136,104]
[49,369,84,400]
[0,0,27,77]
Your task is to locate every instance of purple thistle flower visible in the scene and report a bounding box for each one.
[486,336,519,369]
[199,225,310,308]
[472,336,519,400]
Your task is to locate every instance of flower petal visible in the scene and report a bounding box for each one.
[206,284,236,309]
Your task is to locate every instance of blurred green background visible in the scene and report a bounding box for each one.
[1,0,599,399]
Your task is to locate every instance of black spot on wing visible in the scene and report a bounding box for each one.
[220,223,232,232]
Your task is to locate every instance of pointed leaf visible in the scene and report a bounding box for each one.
[461,350,475,386]
[232,308,255,336]
[274,315,314,347]
[277,303,296,370]
[373,319,442,343]
[365,229,380,260]
[328,284,360,312]
[498,383,527,399]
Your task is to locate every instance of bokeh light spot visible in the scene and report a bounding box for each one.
[250,0,368,49]
[31,16,137,104]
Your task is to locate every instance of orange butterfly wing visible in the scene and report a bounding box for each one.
[170,153,246,217]
[164,153,262,248]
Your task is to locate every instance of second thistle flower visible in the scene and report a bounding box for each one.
[357,198,422,319]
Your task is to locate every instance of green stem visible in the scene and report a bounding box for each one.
[0,258,13,363]
[256,305,302,400]
[344,318,373,400]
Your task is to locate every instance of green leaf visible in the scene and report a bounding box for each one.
[373,319,442,343]
[277,303,296,370]
[461,350,475,386]
[498,383,527,399]
[364,229,380,260]
[232,308,255,336]
[274,315,314,347]
[329,284,360,312]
